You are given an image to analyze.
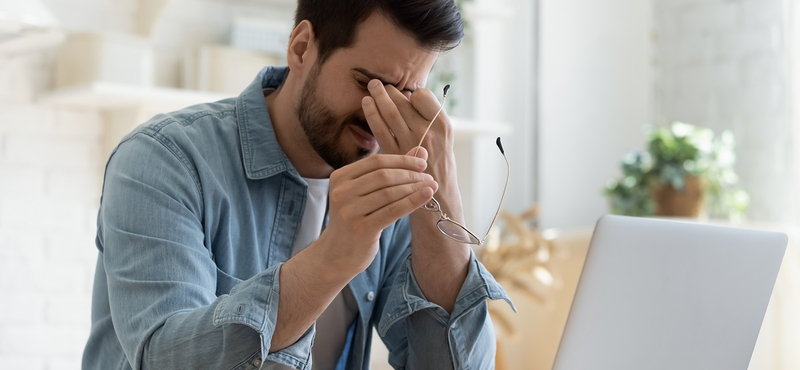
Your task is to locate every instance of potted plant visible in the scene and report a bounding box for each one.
[604,122,749,220]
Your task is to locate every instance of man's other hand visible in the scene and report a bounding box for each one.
[316,147,437,274]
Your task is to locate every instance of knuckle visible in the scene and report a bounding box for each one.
[330,187,346,203]
[329,170,343,183]
[440,117,453,130]
[422,131,435,144]
[370,125,385,137]
[387,109,403,123]
[381,186,398,200]
[387,203,401,216]
[376,169,392,182]
[440,119,454,137]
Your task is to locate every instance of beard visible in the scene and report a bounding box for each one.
[295,64,373,170]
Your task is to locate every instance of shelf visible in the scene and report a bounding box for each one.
[137,0,297,36]
[39,82,511,138]
[451,118,513,138]
[39,82,231,111]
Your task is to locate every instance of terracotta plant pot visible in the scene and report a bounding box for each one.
[651,176,704,217]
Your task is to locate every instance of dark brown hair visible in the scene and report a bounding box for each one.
[295,0,464,64]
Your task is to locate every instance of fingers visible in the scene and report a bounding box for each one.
[329,165,436,233]
[367,80,415,141]
[409,88,443,122]
[334,153,426,181]
[348,180,438,216]
[384,84,416,117]
[362,96,398,153]
[405,146,428,160]
[368,185,435,229]
[410,89,452,148]
[351,167,434,195]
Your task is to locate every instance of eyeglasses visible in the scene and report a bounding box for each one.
[413,85,510,246]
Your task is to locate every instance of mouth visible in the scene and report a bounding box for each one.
[349,124,378,150]
[354,121,373,137]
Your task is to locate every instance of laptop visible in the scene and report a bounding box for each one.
[551,215,787,370]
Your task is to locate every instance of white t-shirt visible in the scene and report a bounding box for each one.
[279,177,359,370]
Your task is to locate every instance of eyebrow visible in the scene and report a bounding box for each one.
[353,68,416,93]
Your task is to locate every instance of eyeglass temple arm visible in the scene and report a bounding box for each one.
[481,137,510,244]
[413,85,450,158]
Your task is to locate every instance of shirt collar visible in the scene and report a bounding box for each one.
[236,66,300,180]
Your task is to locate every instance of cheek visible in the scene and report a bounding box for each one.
[336,91,371,120]
[322,77,370,120]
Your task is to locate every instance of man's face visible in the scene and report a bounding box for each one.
[294,12,438,169]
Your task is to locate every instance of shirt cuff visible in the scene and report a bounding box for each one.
[378,249,516,336]
[212,263,315,370]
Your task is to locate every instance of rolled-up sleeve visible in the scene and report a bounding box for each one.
[100,132,313,370]
[376,245,515,369]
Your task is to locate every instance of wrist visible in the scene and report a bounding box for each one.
[432,187,465,225]
[309,230,374,279]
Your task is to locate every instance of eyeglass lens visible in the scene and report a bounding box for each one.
[437,220,482,245]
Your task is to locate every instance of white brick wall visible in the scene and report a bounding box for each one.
[0,45,103,370]
[654,0,793,222]
[0,1,137,368]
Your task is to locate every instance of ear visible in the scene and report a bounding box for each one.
[287,20,318,75]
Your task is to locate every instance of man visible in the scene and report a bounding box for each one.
[83,0,512,369]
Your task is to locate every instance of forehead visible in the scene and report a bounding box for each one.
[324,11,438,90]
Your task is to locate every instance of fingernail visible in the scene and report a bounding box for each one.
[362,96,371,106]
[369,79,380,89]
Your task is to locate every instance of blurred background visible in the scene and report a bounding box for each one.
[0,0,798,369]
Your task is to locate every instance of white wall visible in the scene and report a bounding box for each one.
[654,0,792,223]
[794,0,800,227]
[0,52,104,370]
[496,0,538,220]
[0,1,135,368]
[538,0,654,229]
[456,0,538,234]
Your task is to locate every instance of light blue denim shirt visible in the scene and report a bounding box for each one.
[83,66,514,370]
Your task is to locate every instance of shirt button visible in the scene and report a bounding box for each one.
[451,322,457,329]
[253,358,262,367]
[366,291,375,301]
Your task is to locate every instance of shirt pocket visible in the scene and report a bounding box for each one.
[215,267,244,296]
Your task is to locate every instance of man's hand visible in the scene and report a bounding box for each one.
[361,79,455,183]
[361,79,470,314]
[316,149,438,275]
[361,79,464,224]
[272,148,437,351]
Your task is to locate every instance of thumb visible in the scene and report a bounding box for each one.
[406,146,429,161]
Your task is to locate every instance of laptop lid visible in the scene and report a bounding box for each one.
[551,215,786,370]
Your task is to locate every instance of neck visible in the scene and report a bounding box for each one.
[265,82,335,179]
